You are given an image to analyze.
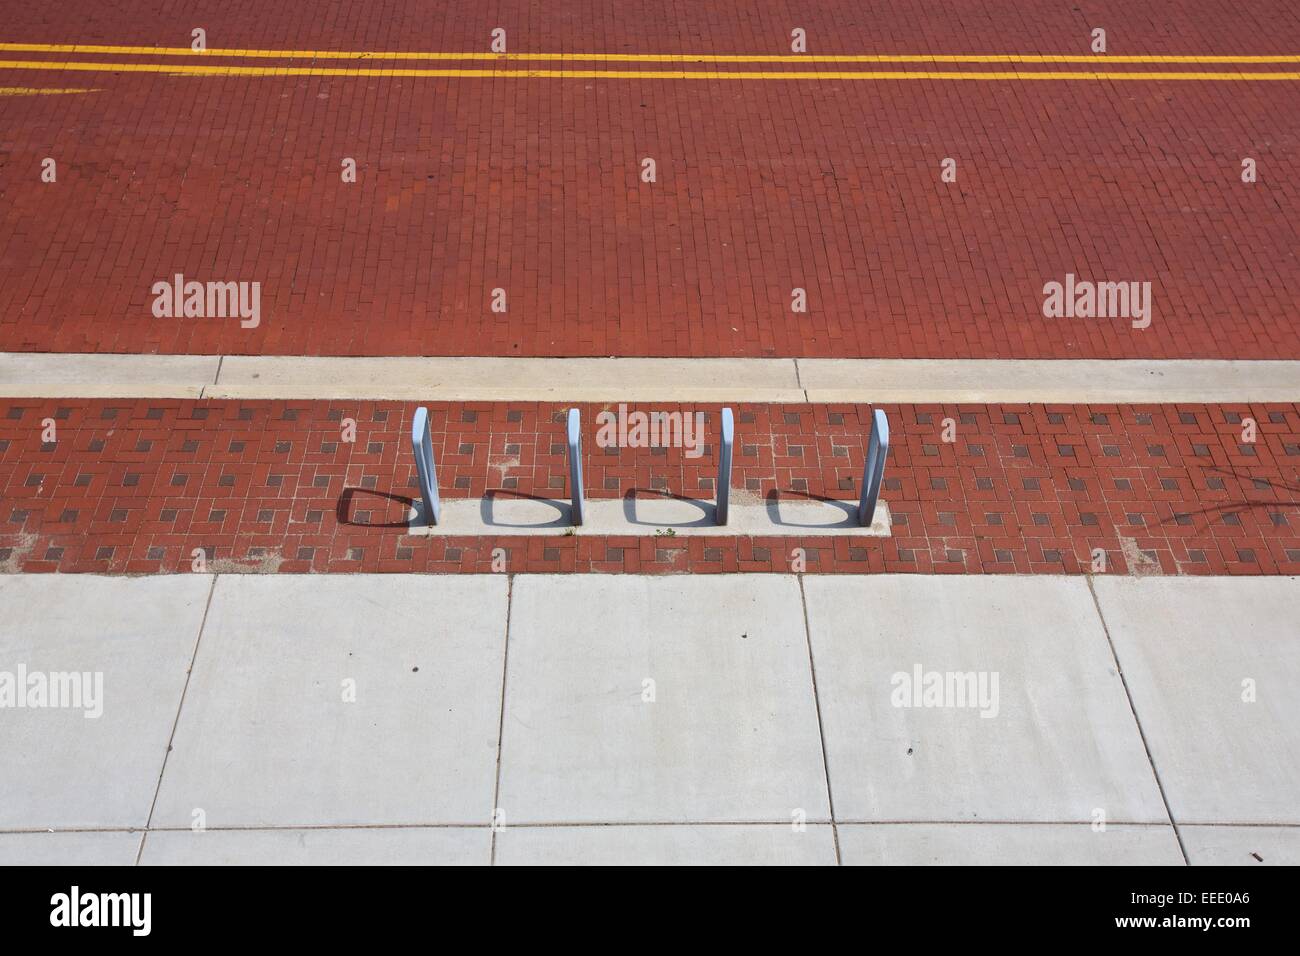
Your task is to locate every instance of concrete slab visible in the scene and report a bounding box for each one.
[0,831,141,866]
[799,358,1300,403]
[7,352,1299,402]
[495,824,836,865]
[213,355,803,402]
[1180,826,1300,866]
[139,826,489,865]
[406,494,889,537]
[0,574,211,828]
[803,575,1167,823]
[498,575,830,823]
[0,352,218,398]
[838,823,1183,865]
[1093,576,1300,824]
[150,575,508,827]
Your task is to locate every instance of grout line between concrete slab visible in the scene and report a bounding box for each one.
[797,574,841,865]
[199,355,222,399]
[134,573,218,865]
[1086,574,1190,865]
[488,573,513,866]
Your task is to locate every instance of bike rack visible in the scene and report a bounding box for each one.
[409,405,889,533]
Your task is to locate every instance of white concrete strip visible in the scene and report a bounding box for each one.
[3,352,1298,402]
[0,832,141,866]
[404,495,890,536]
[837,824,1184,866]
[139,827,490,865]
[494,824,837,865]
[212,355,805,402]
[799,358,1300,403]
[1093,576,1300,825]
[0,352,219,398]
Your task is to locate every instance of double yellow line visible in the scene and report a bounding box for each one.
[2,41,1298,81]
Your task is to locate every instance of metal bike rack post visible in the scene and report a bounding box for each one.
[567,408,585,526]
[411,406,442,526]
[716,407,734,525]
[857,408,890,527]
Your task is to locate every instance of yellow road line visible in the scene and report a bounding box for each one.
[0,59,1298,81]
[1,42,1299,64]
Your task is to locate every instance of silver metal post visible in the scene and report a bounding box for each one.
[716,407,734,525]
[858,408,890,527]
[411,406,441,526]
[567,408,585,526]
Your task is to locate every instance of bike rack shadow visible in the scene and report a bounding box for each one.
[620,488,716,528]
[478,489,572,529]
[336,487,417,529]
[763,488,860,529]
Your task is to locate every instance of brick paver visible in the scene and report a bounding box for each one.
[1,1,1298,359]
[2,398,1296,575]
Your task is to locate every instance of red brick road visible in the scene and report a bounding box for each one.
[3,399,1296,575]
[1,1,1298,358]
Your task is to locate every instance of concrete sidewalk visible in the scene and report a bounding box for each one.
[0,573,1296,865]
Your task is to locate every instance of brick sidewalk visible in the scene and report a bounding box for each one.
[2,399,1296,575]
[1,1,1298,359]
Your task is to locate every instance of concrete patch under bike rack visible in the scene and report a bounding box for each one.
[405,493,891,537]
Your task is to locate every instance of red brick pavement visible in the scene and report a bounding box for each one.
[2,399,1297,575]
[1,1,1298,359]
